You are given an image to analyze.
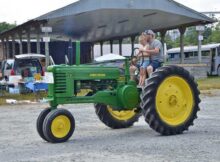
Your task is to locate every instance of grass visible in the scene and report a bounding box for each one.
[197,77,220,91]
[0,92,47,105]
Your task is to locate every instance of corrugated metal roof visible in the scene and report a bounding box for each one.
[167,43,220,54]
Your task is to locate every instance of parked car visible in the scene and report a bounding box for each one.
[1,54,45,81]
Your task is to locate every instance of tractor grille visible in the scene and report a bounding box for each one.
[55,73,67,94]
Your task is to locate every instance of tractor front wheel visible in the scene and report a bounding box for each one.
[141,65,200,135]
[94,104,141,129]
[42,109,75,143]
[36,108,51,142]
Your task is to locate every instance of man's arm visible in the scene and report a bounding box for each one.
[145,48,160,55]
[139,40,162,56]
[137,50,150,57]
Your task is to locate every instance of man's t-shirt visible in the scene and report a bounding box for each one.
[149,39,163,62]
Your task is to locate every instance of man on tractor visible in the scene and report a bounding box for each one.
[130,30,163,85]
[140,30,163,77]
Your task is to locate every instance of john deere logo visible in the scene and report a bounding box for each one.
[89,74,106,77]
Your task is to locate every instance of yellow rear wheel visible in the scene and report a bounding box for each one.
[43,109,75,143]
[156,76,194,126]
[95,104,141,129]
[141,66,200,135]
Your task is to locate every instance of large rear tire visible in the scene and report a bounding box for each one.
[141,65,201,135]
[94,104,141,129]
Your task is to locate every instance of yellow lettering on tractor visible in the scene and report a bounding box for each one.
[89,74,106,77]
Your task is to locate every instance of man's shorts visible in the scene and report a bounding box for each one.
[149,60,161,71]
[139,60,150,69]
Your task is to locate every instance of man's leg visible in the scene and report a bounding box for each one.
[147,65,154,78]
[142,68,147,86]
[129,65,137,81]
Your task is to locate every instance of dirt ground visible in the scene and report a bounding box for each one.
[0,90,220,162]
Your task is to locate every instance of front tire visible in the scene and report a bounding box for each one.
[141,65,201,135]
[95,104,141,129]
[36,108,51,142]
[43,109,75,143]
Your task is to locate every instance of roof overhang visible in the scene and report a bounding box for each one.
[0,0,215,42]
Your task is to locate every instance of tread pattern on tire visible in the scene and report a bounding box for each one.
[141,65,201,135]
[36,108,51,142]
[43,109,75,143]
[94,104,141,129]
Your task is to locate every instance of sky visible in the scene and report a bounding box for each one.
[0,0,219,25]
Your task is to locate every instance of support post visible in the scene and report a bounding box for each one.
[91,43,94,61]
[42,26,52,69]
[19,33,23,54]
[27,30,31,53]
[45,38,49,67]
[12,35,16,57]
[198,31,202,64]
[1,38,6,59]
[119,39,123,55]
[131,36,135,52]
[36,29,41,54]
[160,30,167,63]
[100,42,103,56]
[179,27,186,64]
[110,40,113,53]
[196,25,205,64]
[68,39,73,65]
[6,37,9,59]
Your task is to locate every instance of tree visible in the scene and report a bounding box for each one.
[165,20,220,49]
[0,22,16,33]
[207,21,220,43]
[184,27,198,46]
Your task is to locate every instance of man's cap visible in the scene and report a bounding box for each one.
[144,30,155,36]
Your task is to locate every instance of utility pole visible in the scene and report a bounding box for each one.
[196,25,205,64]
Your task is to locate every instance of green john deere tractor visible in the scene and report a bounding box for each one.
[36,41,200,143]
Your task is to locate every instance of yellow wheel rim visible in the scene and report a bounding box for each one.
[51,115,71,138]
[156,76,194,126]
[107,106,137,121]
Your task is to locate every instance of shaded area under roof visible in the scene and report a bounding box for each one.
[0,0,215,42]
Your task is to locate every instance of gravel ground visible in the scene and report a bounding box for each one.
[0,91,220,162]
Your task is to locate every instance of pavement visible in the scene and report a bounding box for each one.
[0,90,220,162]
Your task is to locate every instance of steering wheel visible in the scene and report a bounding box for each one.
[131,47,144,67]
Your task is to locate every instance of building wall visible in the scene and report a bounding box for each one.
[0,41,92,64]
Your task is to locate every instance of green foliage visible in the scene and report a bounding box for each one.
[0,22,16,33]
[206,22,220,43]
[184,27,198,46]
[165,21,220,49]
